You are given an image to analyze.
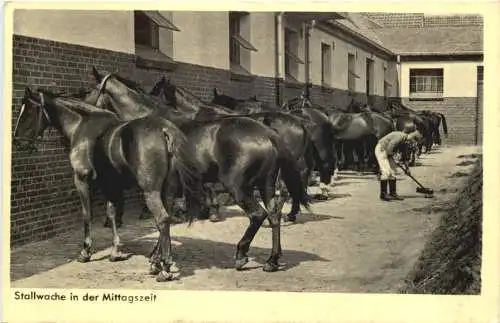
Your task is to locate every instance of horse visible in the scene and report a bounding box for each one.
[212,87,280,114]
[152,77,316,222]
[386,101,433,156]
[417,110,448,147]
[280,96,339,195]
[206,88,335,220]
[85,67,311,273]
[13,87,204,282]
[285,96,393,174]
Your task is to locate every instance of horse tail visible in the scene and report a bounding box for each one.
[437,113,448,137]
[164,126,204,227]
[271,135,311,212]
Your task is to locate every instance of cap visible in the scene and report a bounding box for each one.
[403,124,416,133]
[407,130,423,142]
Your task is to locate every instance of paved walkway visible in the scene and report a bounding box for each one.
[10,145,481,292]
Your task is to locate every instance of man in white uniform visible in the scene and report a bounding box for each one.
[375,128,422,201]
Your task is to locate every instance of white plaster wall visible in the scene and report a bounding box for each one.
[14,9,134,54]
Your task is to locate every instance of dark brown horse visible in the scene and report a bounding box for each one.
[208,89,336,220]
[417,110,448,147]
[284,96,394,173]
[85,68,311,274]
[13,87,204,282]
[152,77,317,222]
[212,87,280,114]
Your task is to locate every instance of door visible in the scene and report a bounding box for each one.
[366,58,374,104]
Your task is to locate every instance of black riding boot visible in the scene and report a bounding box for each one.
[380,180,391,201]
[389,179,404,200]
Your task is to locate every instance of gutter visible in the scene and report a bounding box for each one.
[397,54,401,99]
[304,20,313,98]
[274,12,285,106]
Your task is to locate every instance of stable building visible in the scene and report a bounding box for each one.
[10,10,481,246]
[363,13,484,145]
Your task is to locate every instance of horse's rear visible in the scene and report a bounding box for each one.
[180,116,309,271]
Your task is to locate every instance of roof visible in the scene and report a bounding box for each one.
[372,26,483,55]
[360,13,483,28]
[331,13,483,56]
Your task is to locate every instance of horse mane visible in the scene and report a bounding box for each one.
[37,88,117,117]
[112,74,147,93]
[108,75,171,112]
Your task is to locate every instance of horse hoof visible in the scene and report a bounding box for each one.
[149,263,162,275]
[263,262,280,272]
[316,194,329,201]
[109,252,132,262]
[77,252,91,263]
[235,257,249,270]
[171,216,184,224]
[209,214,222,223]
[103,220,110,228]
[285,215,297,222]
[156,270,174,282]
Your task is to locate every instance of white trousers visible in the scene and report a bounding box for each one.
[375,143,398,181]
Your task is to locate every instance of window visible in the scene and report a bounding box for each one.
[229,12,257,74]
[321,43,332,86]
[347,53,358,91]
[284,28,304,81]
[409,68,444,98]
[134,11,180,65]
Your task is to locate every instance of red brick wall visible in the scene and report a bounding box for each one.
[400,97,479,146]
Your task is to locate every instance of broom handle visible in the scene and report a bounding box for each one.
[396,163,427,189]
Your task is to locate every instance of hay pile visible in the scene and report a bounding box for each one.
[401,157,483,294]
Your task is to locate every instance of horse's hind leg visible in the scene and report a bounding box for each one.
[224,176,268,271]
[258,179,283,272]
[74,173,93,263]
[106,197,132,262]
[207,184,222,223]
[144,190,175,282]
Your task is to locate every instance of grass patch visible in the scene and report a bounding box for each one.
[449,171,470,178]
[457,153,482,159]
[401,157,482,294]
[457,160,476,166]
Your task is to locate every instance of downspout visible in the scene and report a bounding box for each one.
[396,54,401,103]
[304,20,313,98]
[275,12,285,107]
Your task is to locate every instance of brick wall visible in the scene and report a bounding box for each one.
[11,35,141,246]
[11,35,284,247]
[13,34,478,247]
[401,97,479,146]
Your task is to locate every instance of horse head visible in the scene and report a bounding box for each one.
[13,87,51,152]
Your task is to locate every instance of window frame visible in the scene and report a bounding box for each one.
[229,11,257,78]
[321,42,332,87]
[347,53,358,92]
[409,68,444,99]
[134,10,180,71]
[284,27,304,82]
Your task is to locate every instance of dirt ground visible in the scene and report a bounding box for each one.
[10,145,481,293]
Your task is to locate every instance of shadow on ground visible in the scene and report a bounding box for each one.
[122,236,330,280]
[10,217,159,281]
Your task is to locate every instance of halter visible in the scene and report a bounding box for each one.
[97,73,113,99]
[13,92,51,145]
